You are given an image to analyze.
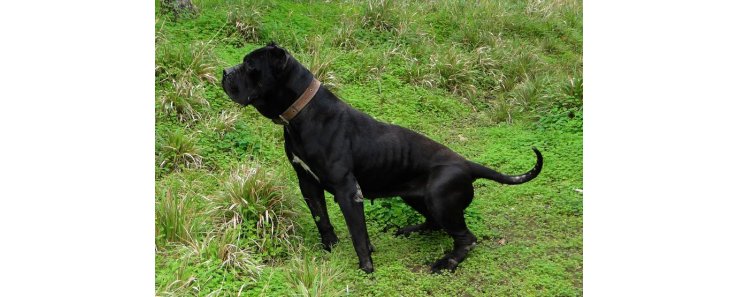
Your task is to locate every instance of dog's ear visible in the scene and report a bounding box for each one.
[266,43,289,71]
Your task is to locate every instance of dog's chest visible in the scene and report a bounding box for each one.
[292,153,320,182]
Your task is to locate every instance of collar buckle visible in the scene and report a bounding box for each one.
[272,115,289,125]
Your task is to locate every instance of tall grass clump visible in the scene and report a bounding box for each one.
[295,36,340,89]
[225,1,274,45]
[400,54,438,89]
[155,40,219,121]
[214,164,297,259]
[158,0,198,19]
[497,48,544,92]
[559,75,583,109]
[156,256,199,297]
[156,186,199,248]
[445,1,507,49]
[490,76,549,123]
[400,44,485,105]
[208,110,240,137]
[156,41,220,85]
[332,14,361,50]
[285,255,344,297]
[157,129,203,172]
[525,0,581,19]
[534,75,583,131]
[159,77,208,122]
[203,225,265,280]
[471,45,505,90]
[361,0,399,32]
[433,45,480,101]
[397,41,438,89]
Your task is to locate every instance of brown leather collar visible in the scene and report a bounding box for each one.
[272,78,321,125]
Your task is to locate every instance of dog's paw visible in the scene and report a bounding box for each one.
[430,257,459,274]
[360,261,375,274]
[321,234,339,251]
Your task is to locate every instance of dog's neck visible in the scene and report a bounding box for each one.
[248,57,344,131]
[257,62,339,128]
[251,61,314,118]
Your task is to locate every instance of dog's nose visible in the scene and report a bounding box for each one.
[224,66,236,77]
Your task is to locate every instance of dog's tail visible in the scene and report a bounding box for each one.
[468,147,543,185]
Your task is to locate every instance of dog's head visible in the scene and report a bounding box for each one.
[221,42,300,116]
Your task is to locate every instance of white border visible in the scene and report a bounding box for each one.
[1,0,739,295]
[586,1,740,296]
[0,1,154,295]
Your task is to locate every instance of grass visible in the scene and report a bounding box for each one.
[293,36,341,89]
[285,255,345,297]
[208,110,240,137]
[156,184,198,248]
[158,76,208,122]
[208,224,264,278]
[157,128,203,172]
[156,0,582,296]
[215,163,296,259]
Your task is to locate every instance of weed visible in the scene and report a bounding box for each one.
[156,40,220,85]
[158,129,203,171]
[365,198,422,231]
[159,77,208,122]
[159,0,198,19]
[294,36,340,89]
[285,255,344,297]
[537,75,583,131]
[560,75,583,109]
[156,185,198,248]
[157,258,198,297]
[507,76,549,120]
[433,45,480,101]
[155,40,217,121]
[225,2,269,45]
[155,17,168,45]
[210,225,264,279]
[399,49,439,90]
[208,110,240,137]
[526,0,557,18]
[361,0,399,32]
[331,14,360,50]
[214,164,296,259]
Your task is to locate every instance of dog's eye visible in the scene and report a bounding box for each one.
[245,65,260,75]
[243,60,254,71]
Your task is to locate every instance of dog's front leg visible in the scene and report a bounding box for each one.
[294,166,338,251]
[331,174,374,273]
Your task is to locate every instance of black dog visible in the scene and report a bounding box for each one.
[222,42,542,273]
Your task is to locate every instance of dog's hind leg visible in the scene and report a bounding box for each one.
[394,196,441,237]
[425,165,478,273]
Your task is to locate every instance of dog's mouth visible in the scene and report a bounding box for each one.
[242,95,256,106]
[228,93,257,107]
[222,81,253,106]
[221,67,262,107]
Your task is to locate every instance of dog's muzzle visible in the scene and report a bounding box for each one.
[223,66,237,77]
[222,66,242,103]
